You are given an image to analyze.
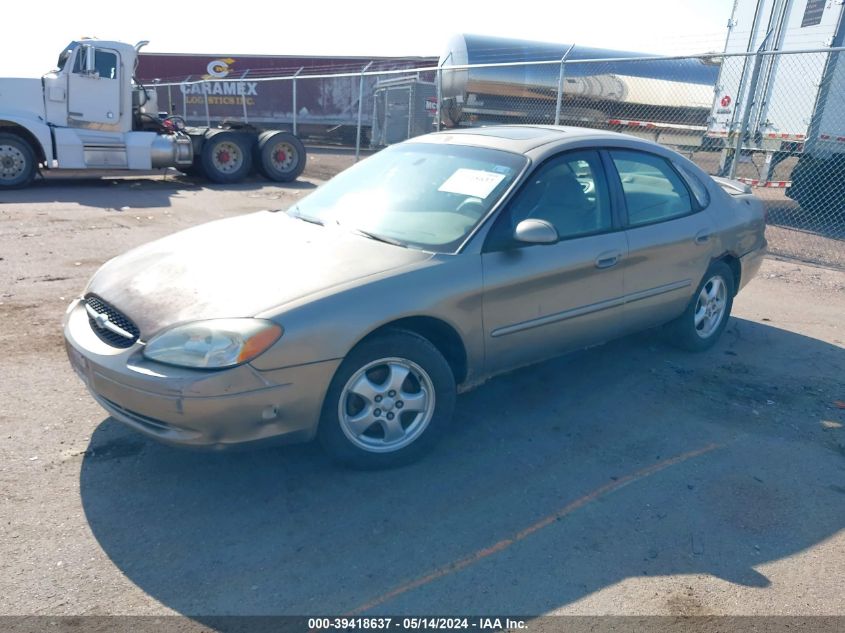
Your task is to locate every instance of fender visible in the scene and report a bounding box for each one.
[0,112,54,163]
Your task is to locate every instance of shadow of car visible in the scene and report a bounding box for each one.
[79,318,845,618]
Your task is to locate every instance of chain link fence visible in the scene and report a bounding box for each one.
[151,47,845,269]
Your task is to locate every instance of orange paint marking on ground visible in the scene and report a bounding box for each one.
[348,442,722,615]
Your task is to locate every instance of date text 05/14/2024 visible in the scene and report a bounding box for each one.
[307,618,528,630]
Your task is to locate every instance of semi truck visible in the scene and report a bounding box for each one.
[707,0,845,212]
[0,39,307,189]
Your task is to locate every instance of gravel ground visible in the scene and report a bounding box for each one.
[0,153,843,625]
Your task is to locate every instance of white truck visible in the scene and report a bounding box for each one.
[0,39,306,189]
[707,0,845,212]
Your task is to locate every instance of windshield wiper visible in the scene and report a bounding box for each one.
[348,227,406,248]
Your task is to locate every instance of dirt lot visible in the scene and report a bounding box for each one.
[1,151,844,624]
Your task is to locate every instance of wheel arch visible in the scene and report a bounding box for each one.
[356,316,468,385]
[713,252,741,296]
[0,118,50,164]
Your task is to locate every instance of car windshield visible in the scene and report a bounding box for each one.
[288,142,527,252]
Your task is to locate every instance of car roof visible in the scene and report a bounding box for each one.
[406,125,645,155]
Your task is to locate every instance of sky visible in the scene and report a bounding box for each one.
[1,0,735,77]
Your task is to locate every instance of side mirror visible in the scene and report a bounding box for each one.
[514,219,558,245]
[84,46,96,74]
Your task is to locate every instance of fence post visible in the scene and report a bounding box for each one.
[240,70,250,123]
[728,34,772,179]
[292,67,304,136]
[152,79,161,115]
[183,75,190,120]
[203,81,211,127]
[356,61,374,161]
[554,44,576,126]
[436,53,451,132]
[167,84,173,116]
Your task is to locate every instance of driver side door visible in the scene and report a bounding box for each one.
[67,45,122,129]
[481,149,628,374]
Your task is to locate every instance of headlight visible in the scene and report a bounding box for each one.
[143,319,283,369]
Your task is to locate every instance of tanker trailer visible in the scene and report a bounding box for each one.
[439,34,720,145]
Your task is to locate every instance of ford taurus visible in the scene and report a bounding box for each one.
[64,126,766,468]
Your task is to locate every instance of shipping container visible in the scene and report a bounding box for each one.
[371,77,437,146]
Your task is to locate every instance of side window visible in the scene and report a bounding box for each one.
[94,50,118,79]
[610,150,694,226]
[71,47,117,79]
[489,150,612,248]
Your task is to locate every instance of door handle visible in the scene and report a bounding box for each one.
[694,231,711,245]
[595,251,621,269]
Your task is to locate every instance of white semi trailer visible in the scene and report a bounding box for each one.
[707,0,845,212]
[0,39,306,189]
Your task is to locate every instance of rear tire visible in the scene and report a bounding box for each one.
[318,330,456,469]
[0,132,37,189]
[256,131,306,182]
[200,131,253,184]
[668,261,735,352]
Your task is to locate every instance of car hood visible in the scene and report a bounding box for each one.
[87,211,432,338]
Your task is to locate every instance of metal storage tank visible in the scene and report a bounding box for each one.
[438,34,719,129]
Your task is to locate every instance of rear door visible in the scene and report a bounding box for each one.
[608,149,715,333]
[481,149,628,374]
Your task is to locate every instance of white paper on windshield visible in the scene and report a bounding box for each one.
[438,168,506,199]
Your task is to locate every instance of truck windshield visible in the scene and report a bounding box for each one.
[288,143,526,253]
[56,42,79,71]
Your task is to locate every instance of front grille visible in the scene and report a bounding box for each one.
[84,294,140,348]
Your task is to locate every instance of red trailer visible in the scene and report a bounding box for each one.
[137,52,436,143]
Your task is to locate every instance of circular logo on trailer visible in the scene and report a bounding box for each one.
[204,58,235,79]
[721,95,732,108]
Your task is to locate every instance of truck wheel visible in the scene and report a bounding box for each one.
[200,132,253,184]
[0,133,37,189]
[256,132,306,182]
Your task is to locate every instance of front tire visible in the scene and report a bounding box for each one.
[668,261,735,351]
[0,133,37,189]
[318,330,456,469]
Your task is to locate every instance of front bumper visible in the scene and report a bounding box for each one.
[64,299,340,449]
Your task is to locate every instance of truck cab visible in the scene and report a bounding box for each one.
[37,39,193,171]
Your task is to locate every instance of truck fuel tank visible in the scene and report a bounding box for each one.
[150,132,193,167]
